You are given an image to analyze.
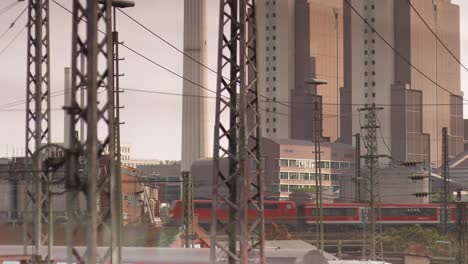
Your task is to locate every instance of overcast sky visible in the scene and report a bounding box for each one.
[0,0,467,161]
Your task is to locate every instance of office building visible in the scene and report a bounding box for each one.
[191,137,355,200]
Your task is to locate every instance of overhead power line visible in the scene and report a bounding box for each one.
[0,6,26,41]
[0,1,19,17]
[118,9,218,77]
[343,0,466,102]
[49,0,468,120]
[0,23,26,58]
[406,0,468,72]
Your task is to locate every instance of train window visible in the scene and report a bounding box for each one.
[381,208,436,217]
[194,203,212,209]
[311,208,356,217]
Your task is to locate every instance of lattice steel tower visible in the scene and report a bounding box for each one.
[210,0,265,263]
[360,0,383,260]
[65,1,120,263]
[24,0,53,260]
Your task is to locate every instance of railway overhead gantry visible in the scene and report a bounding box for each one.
[210,0,265,264]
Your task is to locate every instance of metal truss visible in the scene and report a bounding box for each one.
[182,171,194,248]
[359,105,384,261]
[24,0,53,261]
[65,1,119,263]
[210,0,265,263]
[441,127,449,234]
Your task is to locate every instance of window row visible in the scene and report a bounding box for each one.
[276,172,340,181]
[274,184,323,193]
[276,159,353,170]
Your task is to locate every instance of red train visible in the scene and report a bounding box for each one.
[170,200,297,225]
[170,200,467,227]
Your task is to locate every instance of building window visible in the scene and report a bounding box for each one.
[273,128,276,133]
[280,172,288,180]
[280,185,289,192]
[321,174,330,181]
[279,159,289,167]
[301,173,310,180]
[340,162,350,169]
[290,172,299,180]
[331,162,340,169]
[289,160,297,167]
[320,161,330,168]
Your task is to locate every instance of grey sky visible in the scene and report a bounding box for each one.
[0,0,467,161]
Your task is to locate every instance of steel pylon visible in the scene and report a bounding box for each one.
[210,0,265,263]
[65,1,120,263]
[24,0,53,261]
[359,105,384,261]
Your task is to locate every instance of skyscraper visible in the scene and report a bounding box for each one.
[257,0,343,141]
[342,0,463,166]
[181,0,208,171]
[257,0,295,139]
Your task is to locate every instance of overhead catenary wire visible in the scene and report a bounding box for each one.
[406,0,468,72]
[0,1,19,17]
[0,6,26,42]
[343,0,466,103]
[51,0,468,111]
[0,23,26,58]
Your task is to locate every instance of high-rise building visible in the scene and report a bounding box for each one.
[257,0,295,139]
[181,0,209,171]
[257,0,343,141]
[308,0,344,142]
[341,0,463,166]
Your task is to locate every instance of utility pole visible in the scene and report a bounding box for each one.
[441,127,449,235]
[65,1,119,263]
[355,133,361,202]
[182,171,194,248]
[359,105,384,261]
[24,0,53,261]
[313,100,324,251]
[210,0,265,263]
[111,2,134,262]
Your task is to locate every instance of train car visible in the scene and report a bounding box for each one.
[379,203,440,224]
[302,203,364,225]
[170,200,297,225]
[301,203,442,226]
